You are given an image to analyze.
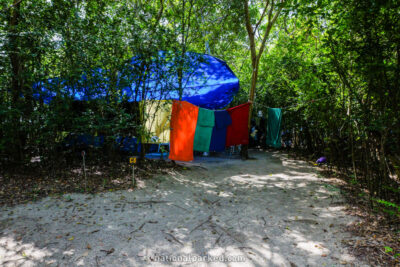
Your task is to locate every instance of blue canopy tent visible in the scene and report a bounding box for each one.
[33,52,239,154]
[122,52,239,109]
[33,68,109,104]
[33,52,239,109]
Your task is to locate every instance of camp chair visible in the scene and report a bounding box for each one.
[145,143,170,159]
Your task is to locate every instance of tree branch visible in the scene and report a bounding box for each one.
[5,0,22,11]
[153,0,165,26]
[243,1,254,36]
[243,0,257,66]
[257,0,284,63]
[254,0,270,32]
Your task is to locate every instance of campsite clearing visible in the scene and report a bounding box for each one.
[0,150,367,266]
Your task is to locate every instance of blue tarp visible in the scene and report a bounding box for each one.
[63,134,104,148]
[33,52,239,109]
[114,137,160,154]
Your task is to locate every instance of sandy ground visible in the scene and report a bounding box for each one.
[0,150,369,267]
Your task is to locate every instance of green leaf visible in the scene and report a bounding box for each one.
[384,246,393,253]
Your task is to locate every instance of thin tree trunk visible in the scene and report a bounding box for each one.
[8,0,24,162]
[348,90,357,181]
[242,0,284,158]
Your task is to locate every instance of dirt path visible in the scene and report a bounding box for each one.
[0,150,368,266]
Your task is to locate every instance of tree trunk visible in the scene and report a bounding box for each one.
[241,0,285,159]
[8,0,24,162]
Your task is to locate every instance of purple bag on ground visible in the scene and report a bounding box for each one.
[316,156,327,164]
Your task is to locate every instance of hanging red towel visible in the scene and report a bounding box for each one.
[169,100,199,161]
[226,102,251,147]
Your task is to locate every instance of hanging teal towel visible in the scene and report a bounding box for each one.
[266,108,282,148]
[193,108,215,152]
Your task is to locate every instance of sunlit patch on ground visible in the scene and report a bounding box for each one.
[0,150,367,266]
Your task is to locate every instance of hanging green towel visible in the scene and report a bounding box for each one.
[266,108,282,148]
[193,108,215,152]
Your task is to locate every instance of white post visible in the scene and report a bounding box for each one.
[82,151,87,191]
[132,164,136,188]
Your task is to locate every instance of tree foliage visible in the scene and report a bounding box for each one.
[0,0,399,203]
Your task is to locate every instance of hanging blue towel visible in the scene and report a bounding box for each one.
[209,110,232,152]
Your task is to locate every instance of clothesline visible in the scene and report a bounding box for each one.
[144,100,251,161]
[143,99,285,161]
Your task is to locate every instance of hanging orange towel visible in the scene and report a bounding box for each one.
[169,100,199,161]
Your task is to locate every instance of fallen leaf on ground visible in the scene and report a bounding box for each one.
[101,248,115,255]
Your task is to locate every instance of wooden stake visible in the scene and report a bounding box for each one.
[82,151,87,192]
